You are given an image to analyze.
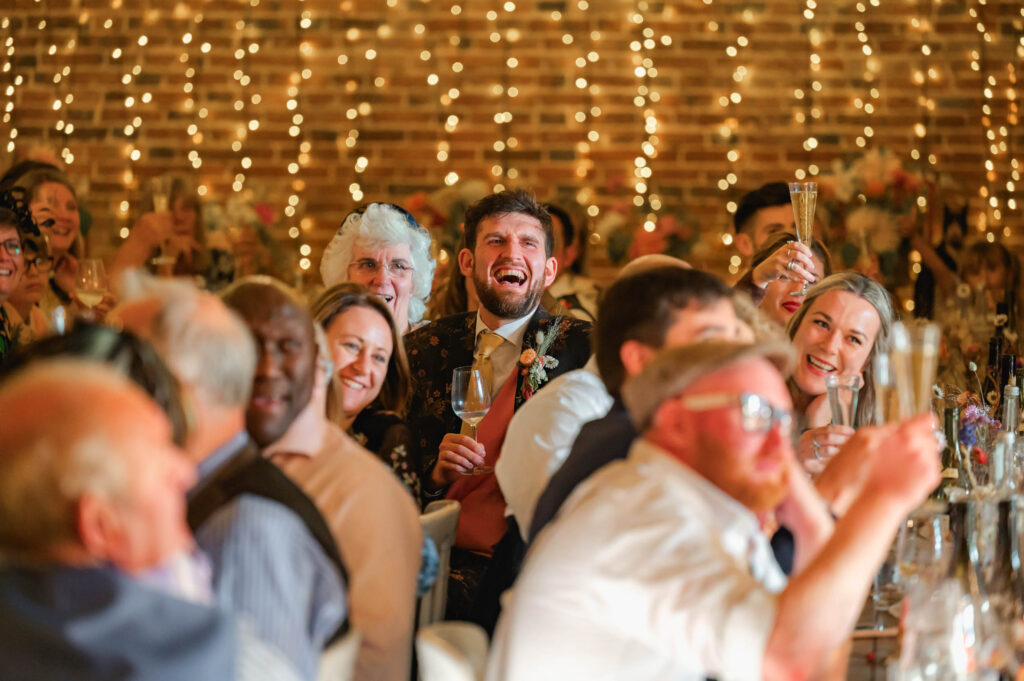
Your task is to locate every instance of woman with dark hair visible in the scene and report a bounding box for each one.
[735,232,833,330]
[426,235,479,321]
[312,283,420,501]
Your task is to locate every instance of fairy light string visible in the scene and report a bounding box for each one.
[573,1,601,223]
[629,2,661,232]
[2,15,18,156]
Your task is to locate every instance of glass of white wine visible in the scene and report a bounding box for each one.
[452,366,492,475]
[75,259,107,316]
[788,181,817,296]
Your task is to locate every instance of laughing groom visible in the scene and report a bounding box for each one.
[404,189,591,618]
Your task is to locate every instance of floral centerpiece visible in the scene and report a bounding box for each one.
[594,204,701,265]
[816,149,927,286]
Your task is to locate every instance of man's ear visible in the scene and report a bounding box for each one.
[543,256,558,288]
[734,232,753,258]
[457,248,474,278]
[620,340,656,379]
[77,492,122,565]
[650,399,693,462]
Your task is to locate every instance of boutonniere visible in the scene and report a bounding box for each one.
[518,320,562,401]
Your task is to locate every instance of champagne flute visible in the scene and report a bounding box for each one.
[149,176,177,268]
[788,181,817,296]
[452,367,493,475]
[891,321,941,420]
[74,259,107,311]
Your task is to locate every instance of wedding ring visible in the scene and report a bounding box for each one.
[786,260,796,271]
[812,440,823,461]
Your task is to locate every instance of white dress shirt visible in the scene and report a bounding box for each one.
[495,357,612,540]
[487,439,786,681]
[474,308,534,398]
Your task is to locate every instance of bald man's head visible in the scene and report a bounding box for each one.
[617,254,691,280]
[222,277,318,447]
[0,361,194,571]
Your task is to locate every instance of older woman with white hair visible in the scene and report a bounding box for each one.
[320,203,435,335]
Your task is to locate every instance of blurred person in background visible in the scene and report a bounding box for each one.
[12,167,115,322]
[543,204,599,322]
[0,206,26,360]
[426,235,479,321]
[320,203,436,334]
[111,175,209,282]
[732,182,795,257]
[116,275,348,680]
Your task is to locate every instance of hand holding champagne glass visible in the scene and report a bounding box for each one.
[452,366,493,474]
[74,259,108,311]
[788,181,817,296]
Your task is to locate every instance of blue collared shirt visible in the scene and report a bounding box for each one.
[196,495,347,681]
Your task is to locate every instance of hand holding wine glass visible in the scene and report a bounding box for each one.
[74,259,108,320]
[75,259,107,307]
[451,366,493,475]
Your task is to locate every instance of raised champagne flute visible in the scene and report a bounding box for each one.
[74,259,108,318]
[788,181,817,296]
[452,366,493,475]
[890,321,941,420]
[149,176,178,268]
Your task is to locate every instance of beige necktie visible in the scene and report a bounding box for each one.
[460,331,505,435]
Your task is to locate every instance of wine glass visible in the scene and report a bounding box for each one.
[788,181,817,296]
[74,259,107,314]
[452,367,492,474]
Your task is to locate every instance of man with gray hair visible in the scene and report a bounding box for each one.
[488,342,939,681]
[116,276,347,681]
[0,361,301,681]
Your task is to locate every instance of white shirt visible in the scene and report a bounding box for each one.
[487,439,786,681]
[475,309,534,398]
[495,357,612,540]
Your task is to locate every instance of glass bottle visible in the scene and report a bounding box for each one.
[934,405,969,499]
[994,382,1020,492]
[984,336,1005,412]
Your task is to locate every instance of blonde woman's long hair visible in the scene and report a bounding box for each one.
[785,271,896,427]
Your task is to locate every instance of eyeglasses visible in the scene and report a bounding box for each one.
[349,258,413,278]
[0,239,22,257]
[25,255,53,273]
[679,392,792,436]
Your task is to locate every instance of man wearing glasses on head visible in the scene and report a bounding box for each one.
[488,341,940,681]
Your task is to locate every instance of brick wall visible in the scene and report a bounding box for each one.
[2,0,1022,276]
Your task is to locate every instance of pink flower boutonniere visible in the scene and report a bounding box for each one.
[518,321,562,401]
